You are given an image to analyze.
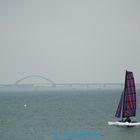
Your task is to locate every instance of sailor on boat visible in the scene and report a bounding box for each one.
[124,117,131,123]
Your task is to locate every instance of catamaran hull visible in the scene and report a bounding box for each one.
[108,121,140,126]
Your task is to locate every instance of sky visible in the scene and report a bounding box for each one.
[0,0,140,84]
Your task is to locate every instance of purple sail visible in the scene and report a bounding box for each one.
[115,92,123,118]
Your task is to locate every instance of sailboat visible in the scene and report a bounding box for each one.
[108,70,140,126]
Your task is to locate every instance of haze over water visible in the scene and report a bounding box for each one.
[0,0,140,84]
[0,1,140,140]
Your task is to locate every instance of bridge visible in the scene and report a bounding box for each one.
[14,75,56,87]
[11,75,125,89]
[1,75,140,89]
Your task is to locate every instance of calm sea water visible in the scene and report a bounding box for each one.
[0,89,140,140]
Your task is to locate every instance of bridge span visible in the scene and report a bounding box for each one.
[14,75,123,89]
[1,75,140,89]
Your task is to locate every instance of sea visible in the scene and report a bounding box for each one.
[0,88,140,140]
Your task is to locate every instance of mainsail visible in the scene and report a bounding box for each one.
[115,71,136,119]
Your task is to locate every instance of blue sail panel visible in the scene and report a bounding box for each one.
[115,92,123,118]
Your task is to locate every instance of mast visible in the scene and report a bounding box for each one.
[121,91,124,121]
[122,70,127,121]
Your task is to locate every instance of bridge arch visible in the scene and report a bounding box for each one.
[15,75,55,87]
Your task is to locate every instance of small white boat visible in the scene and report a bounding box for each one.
[108,121,140,126]
[108,70,140,127]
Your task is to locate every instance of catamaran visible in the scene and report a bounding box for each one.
[108,70,140,126]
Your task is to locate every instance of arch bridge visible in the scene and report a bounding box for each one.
[14,75,56,87]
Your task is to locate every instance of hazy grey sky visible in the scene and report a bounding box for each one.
[0,0,140,84]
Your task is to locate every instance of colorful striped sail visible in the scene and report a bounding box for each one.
[115,71,136,119]
[122,71,136,118]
